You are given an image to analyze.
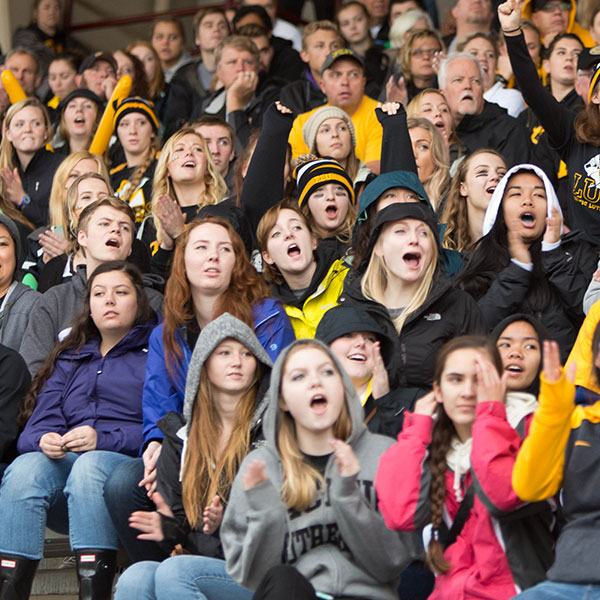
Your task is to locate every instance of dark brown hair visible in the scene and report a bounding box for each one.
[426,335,502,574]
[19,261,152,426]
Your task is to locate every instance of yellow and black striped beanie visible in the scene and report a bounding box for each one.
[113,97,159,132]
[294,158,355,208]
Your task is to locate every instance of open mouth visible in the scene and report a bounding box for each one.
[106,238,120,248]
[183,160,196,168]
[204,267,220,275]
[74,117,85,124]
[310,394,328,414]
[485,184,497,194]
[520,212,536,228]
[403,252,422,269]
[287,243,301,257]
[325,205,339,219]
[348,353,366,362]
[506,364,523,373]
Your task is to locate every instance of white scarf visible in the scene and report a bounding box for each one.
[444,392,537,503]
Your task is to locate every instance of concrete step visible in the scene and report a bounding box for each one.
[31,556,78,596]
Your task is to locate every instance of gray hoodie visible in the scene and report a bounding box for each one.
[221,339,418,599]
[0,214,40,352]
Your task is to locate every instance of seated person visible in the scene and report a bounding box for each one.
[0,261,159,600]
[19,197,163,376]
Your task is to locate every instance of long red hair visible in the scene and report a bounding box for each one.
[162,215,269,378]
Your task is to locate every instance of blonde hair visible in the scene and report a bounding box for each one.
[277,341,352,511]
[66,173,112,243]
[0,98,52,198]
[361,220,438,333]
[48,151,109,230]
[151,128,227,240]
[399,29,444,83]
[182,359,259,527]
[407,117,450,213]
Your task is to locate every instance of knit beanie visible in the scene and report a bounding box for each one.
[294,158,355,208]
[113,97,159,132]
[302,106,356,154]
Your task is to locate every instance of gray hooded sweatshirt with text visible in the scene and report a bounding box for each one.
[221,339,418,599]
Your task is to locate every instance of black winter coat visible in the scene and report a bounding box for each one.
[340,270,484,417]
[155,401,267,556]
[279,70,326,116]
[455,100,531,168]
[16,148,64,228]
[469,231,598,360]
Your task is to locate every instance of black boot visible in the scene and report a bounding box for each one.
[74,549,117,600]
[0,553,39,600]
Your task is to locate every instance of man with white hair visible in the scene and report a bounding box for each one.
[439,52,530,165]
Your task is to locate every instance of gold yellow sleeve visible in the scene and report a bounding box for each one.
[568,300,600,394]
[512,372,575,501]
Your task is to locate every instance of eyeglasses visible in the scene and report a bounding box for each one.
[411,48,439,57]
[539,2,570,12]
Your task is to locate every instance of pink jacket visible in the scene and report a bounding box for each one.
[375,401,533,600]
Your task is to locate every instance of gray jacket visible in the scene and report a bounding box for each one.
[0,281,40,353]
[20,267,163,376]
[221,339,417,599]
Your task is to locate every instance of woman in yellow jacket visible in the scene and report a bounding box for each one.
[512,337,600,599]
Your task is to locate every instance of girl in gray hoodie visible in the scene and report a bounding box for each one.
[220,338,417,600]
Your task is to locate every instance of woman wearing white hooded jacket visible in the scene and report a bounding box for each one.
[455,164,598,359]
[220,338,418,600]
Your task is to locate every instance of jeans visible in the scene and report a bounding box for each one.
[0,450,131,559]
[515,581,600,600]
[114,556,253,600]
[103,457,168,562]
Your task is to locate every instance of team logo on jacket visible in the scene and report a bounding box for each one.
[584,155,600,188]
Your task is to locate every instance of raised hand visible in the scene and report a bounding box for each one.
[370,341,390,400]
[542,340,576,383]
[0,167,25,206]
[508,228,532,264]
[378,101,401,115]
[155,194,186,249]
[414,391,437,417]
[39,229,69,263]
[543,207,562,245]
[385,74,408,106]
[498,0,523,34]
[474,355,507,404]
[202,495,224,534]
[329,439,360,477]
[242,459,268,490]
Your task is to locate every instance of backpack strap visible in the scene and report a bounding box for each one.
[437,484,475,550]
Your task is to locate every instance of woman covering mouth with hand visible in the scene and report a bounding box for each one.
[455,163,597,358]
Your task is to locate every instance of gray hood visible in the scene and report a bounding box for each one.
[262,338,367,448]
[182,313,273,428]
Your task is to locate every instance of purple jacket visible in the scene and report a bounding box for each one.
[18,313,159,457]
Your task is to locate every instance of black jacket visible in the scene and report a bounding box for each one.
[279,69,326,116]
[340,270,484,414]
[455,100,531,167]
[0,344,29,466]
[269,36,305,84]
[155,402,266,556]
[161,60,210,140]
[469,231,598,359]
[192,75,280,150]
[16,148,64,228]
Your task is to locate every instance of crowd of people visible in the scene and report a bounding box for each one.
[1,0,600,598]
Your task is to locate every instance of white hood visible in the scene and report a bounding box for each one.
[482,163,564,237]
